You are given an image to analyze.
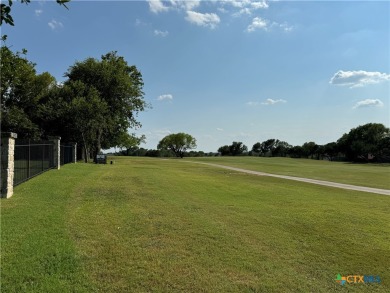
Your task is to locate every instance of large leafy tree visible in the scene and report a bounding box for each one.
[301,141,318,159]
[229,141,248,156]
[218,145,231,156]
[157,133,197,158]
[115,132,146,153]
[218,142,247,156]
[65,81,109,162]
[1,46,56,138]
[337,123,390,162]
[272,141,291,157]
[64,51,147,158]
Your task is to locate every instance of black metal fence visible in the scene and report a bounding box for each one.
[14,140,55,186]
[61,144,73,165]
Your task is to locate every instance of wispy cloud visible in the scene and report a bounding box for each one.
[247,99,287,106]
[48,19,63,30]
[185,11,220,29]
[271,21,293,32]
[148,0,169,14]
[154,29,169,37]
[261,98,287,105]
[330,70,390,88]
[247,17,293,33]
[247,17,268,32]
[216,128,224,131]
[35,9,43,17]
[157,94,173,101]
[353,99,384,109]
[148,0,200,14]
[146,1,291,32]
[224,0,269,16]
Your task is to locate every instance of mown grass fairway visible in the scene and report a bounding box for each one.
[1,157,389,292]
[187,156,390,189]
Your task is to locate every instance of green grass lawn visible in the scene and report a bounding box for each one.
[186,156,390,190]
[1,157,389,292]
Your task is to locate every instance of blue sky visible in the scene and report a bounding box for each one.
[3,0,389,152]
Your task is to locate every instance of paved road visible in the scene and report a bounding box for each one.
[185,161,390,196]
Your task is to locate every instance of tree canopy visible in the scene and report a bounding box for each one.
[1,47,147,161]
[1,0,70,27]
[157,133,197,158]
[337,123,390,162]
[218,141,248,156]
[62,51,147,158]
[0,46,56,138]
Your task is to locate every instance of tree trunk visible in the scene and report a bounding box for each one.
[93,128,103,163]
[81,131,89,163]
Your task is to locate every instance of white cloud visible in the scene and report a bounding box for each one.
[148,0,200,13]
[224,0,268,9]
[157,94,173,101]
[246,17,268,32]
[353,99,384,109]
[135,18,148,26]
[330,70,390,88]
[261,98,287,105]
[216,128,224,131]
[251,1,269,10]
[224,0,268,16]
[185,11,220,29]
[247,17,293,33]
[35,9,43,17]
[48,19,63,30]
[271,21,293,32]
[154,29,169,37]
[176,0,201,11]
[247,99,287,106]
[148,0,169,14]
[246,101,260,106]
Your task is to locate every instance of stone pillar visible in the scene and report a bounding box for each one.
[49,136,61,170]
[70,143,77,163]
[1,132,17,198]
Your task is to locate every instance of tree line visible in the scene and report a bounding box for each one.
[121,123,389,163]
[217,123,390,163]
[1,46,147,162]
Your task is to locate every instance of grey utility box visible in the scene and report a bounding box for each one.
[96,154,107,164]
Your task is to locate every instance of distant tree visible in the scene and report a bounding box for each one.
[288,145,304,158]
[272,141,292,157]
[301,141,318,159]
[323,142,338,161]
[229,141,248,156]
[115,133,146,152]
[251,142,261,156]
[218,145,231,156]
[337,123,390,162]
[157,133,197,158]
[259,139,278,156]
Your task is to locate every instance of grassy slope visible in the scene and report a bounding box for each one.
[186,157,390,189]
[1,157,389,292]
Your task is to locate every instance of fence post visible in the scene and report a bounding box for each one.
[1,132,17,198]
[49,136,61,170]
[72,143,77,163]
